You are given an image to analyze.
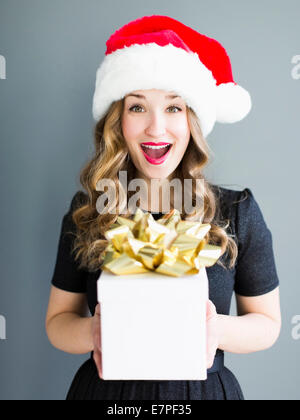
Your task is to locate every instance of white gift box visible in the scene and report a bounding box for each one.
[97,267,208,380]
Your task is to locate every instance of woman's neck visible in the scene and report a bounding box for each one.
[135,170,174,213]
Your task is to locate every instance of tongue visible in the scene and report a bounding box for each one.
[144,146,169,159]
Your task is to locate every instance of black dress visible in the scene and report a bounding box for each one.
[50,185,280,400]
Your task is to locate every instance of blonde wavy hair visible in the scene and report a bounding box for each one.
[71,99,239,273]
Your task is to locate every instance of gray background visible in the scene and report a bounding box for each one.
[0,0,299,400]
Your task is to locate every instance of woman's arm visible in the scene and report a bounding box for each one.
[217,287,281,354]
[45,286,94,354]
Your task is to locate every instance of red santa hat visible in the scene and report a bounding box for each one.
[92,15,252,138]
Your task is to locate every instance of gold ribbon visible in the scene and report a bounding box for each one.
[100,208,222,277]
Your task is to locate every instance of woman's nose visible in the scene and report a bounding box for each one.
[144,112,167,138]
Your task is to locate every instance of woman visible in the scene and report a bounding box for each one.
[46,15,281,400]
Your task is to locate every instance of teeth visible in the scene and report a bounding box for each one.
[142,144,171,149]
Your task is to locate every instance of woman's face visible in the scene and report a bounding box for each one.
[121,89,191,180]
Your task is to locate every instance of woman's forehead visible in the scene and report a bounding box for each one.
[125,89,182,99]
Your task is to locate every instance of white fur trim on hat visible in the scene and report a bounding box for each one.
[92,43,251,137]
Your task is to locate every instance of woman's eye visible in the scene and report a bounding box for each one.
[129,105,182,113]
[129,105,144,112]
[167,106,182,113]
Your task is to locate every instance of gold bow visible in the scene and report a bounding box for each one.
[100,208,222,277]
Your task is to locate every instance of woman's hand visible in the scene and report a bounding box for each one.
[206,300,221,369]
[92,303,103,379]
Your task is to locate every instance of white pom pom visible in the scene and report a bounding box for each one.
[216,83,252,123]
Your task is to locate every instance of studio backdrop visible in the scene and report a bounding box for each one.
[0,0,299,400]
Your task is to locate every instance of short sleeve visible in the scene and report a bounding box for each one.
[51,191,88,293]
[234,188,280,297]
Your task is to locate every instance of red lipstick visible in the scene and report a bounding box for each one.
[140,143,173,165]
[141,142,171,146]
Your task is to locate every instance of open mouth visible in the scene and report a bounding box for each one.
[140,143,173,160]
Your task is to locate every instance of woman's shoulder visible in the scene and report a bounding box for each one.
[210,183,252,220]
[210,183,250,203]
[69,190,89,212]
[211,184,273,252]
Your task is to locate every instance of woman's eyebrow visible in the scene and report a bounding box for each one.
[126,94,180,99]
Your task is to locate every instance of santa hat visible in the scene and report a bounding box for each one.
[92,15,252,138]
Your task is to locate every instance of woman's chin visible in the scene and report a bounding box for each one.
[141,167,173,180]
